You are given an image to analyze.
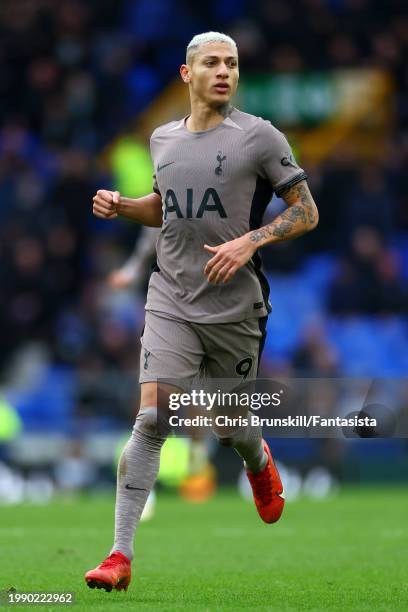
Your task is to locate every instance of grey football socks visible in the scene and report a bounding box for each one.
[231,420,268,474]
[111,407,166,560]
[111,408,266,560]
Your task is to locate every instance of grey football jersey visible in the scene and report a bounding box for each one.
[146,107,307,324]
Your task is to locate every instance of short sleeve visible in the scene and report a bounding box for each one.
[152,173,161,196]
[257,120,307,197]
[150,132,161,196]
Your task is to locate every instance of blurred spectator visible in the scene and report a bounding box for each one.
[54,439,97,493]
[344,163,396,240]
[292,322,340,376]
[328,226,407,315]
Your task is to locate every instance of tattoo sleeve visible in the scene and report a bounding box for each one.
[249,180,318,246]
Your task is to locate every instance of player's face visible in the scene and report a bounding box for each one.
[186,42,239,107]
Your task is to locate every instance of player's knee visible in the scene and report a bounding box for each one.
[117,444,128,478]
[134,407,159,436]
[216,435,235,448]
[215,427,246,449]
[217,434,236,448]
[134,406,169,438]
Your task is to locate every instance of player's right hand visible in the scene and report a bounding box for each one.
[92,190,121,219]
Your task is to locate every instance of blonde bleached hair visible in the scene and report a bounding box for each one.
[186,31,238,64]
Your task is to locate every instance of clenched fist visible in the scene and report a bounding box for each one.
[92,190,121,219]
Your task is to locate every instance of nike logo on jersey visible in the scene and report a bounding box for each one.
[125,484,148,491]
[157,161,175,172]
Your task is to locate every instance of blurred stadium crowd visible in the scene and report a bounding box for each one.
[0,0,407,450]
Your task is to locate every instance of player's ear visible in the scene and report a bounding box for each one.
[180,64,191,83]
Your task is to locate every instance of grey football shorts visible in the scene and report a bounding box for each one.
[139,310,267,388]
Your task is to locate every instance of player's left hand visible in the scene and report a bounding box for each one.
[204,234,256,284]
[107,268,136,289]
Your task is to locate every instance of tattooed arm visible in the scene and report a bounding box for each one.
[204,180,318,284]
[249,180,318,246]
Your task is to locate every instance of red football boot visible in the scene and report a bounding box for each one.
[246,440,285,524]
[85,551,131,592]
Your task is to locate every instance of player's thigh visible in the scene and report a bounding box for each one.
[201,317,266,381]
[140,311,204,388]
[202,318,266,440]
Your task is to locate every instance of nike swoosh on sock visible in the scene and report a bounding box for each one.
[125,484,148,491]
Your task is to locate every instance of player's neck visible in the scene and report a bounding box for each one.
[186,100,232,132]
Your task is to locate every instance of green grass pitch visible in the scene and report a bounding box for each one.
[0,488,407,611]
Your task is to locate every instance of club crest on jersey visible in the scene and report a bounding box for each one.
[215,151,226,175]
[143,350,151,370]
